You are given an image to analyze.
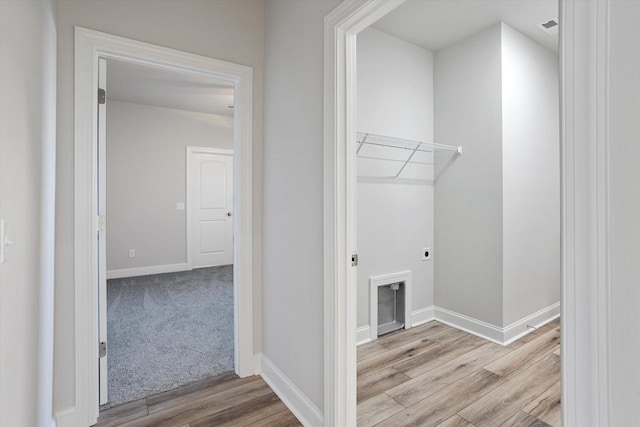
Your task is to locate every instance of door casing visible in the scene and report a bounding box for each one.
[323,0,612,426]
[97,57,108,406]
[73,27,256,426]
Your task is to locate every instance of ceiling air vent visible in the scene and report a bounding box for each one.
[538,18,559,35]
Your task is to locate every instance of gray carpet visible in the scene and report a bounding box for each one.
[107,266,234,406]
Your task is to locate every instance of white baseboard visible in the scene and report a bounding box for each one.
[106,262,189,279]
[260,355,323,427]
[503,303,561,345]
[435,303,561,346]
[357,306,436,346]
[357,325,371,345]
[411,305,435,327]
[357,303,560,347]
[253,353,262,375]
[434,306,505,345]
[53,406,75,427]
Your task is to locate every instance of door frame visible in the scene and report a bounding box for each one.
[97,57,108,405]
[74,27,255,426]
[186,146,234,269]
[323,0,611,426]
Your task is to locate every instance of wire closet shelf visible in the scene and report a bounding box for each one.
[356,132,462,179]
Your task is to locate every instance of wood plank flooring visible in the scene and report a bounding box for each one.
[97,318,559,427]
[357,319,561,427]
[95,373,301,427]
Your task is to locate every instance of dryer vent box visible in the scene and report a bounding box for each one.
[377,282,406,336]
[538,18,559,35]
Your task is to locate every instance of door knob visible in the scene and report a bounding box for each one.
[227,212,232,217]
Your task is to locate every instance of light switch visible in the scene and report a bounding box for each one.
[0,220,14,265]
[176,202,185,210]
[129,249,135,258]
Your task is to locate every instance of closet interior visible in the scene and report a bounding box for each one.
[355,1,561,425]
[356,9,560,348]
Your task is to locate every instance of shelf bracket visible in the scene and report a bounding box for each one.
[395,144,420,178]
[356,133,369,154]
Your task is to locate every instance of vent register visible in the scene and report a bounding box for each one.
[538,18,559,35]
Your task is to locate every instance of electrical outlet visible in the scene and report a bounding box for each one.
[422,247,432,261]
[129,249,135,258]
[176,202,185,210]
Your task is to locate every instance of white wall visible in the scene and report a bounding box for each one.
[357,28,433,142]
[501,24,560,326]
[263,0,341,414]
[54,0,264,414]
[0,0,57,425]
[608,0,640,423]
[106,100,233,272]
[46,1,638,423]
[434,24,505,326]
[356,28,434,329]
[434,23,560,329]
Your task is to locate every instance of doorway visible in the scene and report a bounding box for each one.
[322,0,612,425]
[352,2,561,425]
[96,57,239,407]
[74,27,255,425]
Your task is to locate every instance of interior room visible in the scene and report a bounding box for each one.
[101,59,236,407]
[4,0,640,426]
[354,1,561,425]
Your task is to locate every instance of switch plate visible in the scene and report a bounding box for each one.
[0,220,6,264]
[0,220,14,265]
[129,249,135,258]
[422,247,432,261]
[176,202,185,210]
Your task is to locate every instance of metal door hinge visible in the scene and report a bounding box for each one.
[98,88,106,104]
[99,341,107,358]
[351,253,358,267]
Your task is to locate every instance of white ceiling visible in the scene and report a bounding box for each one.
[106,59,235,117]
[373,0,558,53]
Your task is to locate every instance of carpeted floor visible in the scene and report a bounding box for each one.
[106,265,234,406]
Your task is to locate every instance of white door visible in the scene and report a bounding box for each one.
[97,58,108,405]
[188,148,234,268]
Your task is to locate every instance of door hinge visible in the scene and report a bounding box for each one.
[97,215,105,232]
[351,253,358,267]
[99,341,107,358]
[98,88,106,104]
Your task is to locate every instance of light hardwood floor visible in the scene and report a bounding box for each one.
[97,318,559,427]
[95,372,301,427]
[357,319,561,427]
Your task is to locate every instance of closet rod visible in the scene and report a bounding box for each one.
[358,139,435,154]
[358,155,432,166]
